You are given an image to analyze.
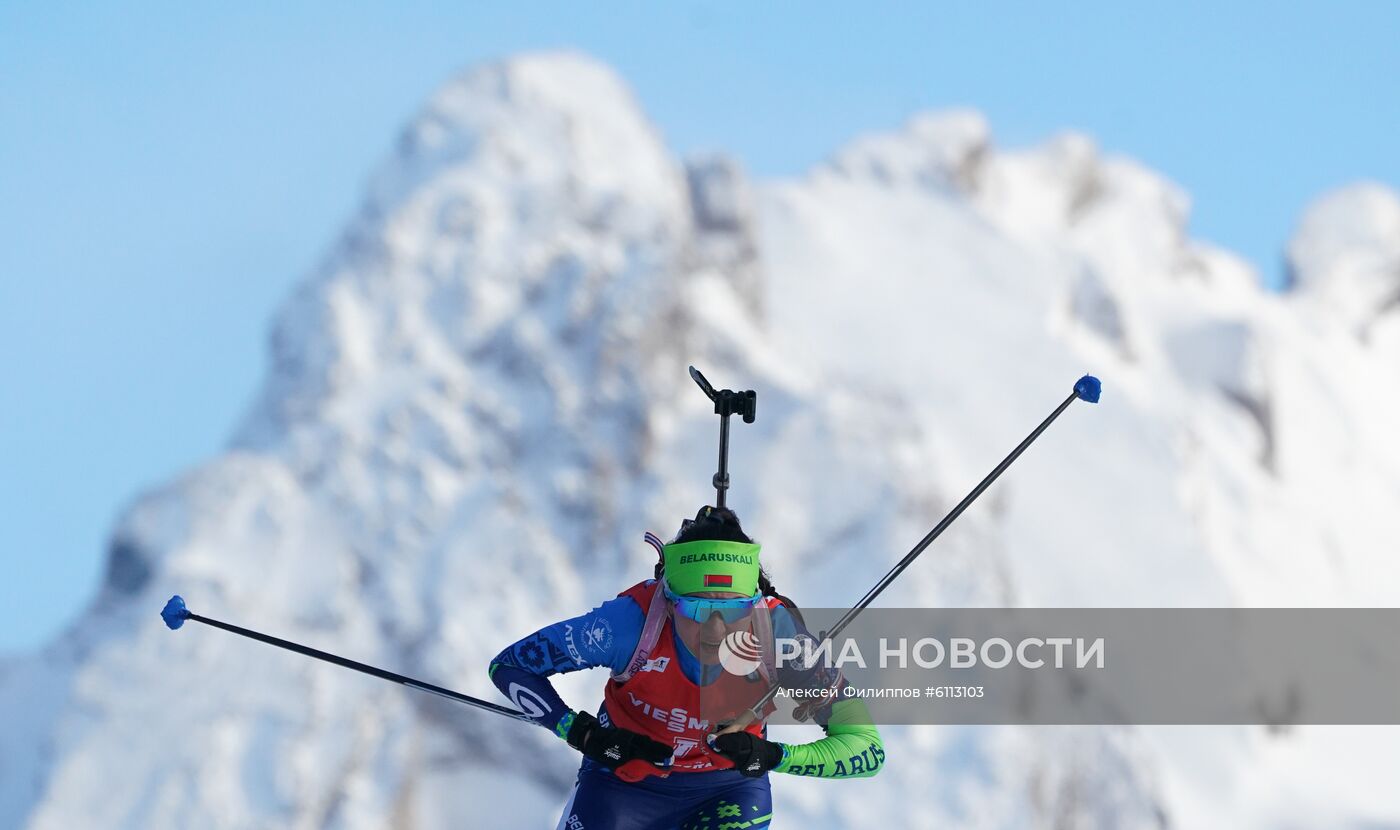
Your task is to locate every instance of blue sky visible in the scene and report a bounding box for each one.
[2,2,1397,653]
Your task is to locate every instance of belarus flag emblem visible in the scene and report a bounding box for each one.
[704,574,733,588]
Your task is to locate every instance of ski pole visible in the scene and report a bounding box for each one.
[729,375,1101,726]
[160,595,532,723]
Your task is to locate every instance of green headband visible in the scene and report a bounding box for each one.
[661,539,762,596]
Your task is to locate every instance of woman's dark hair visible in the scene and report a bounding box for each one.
[657,505,805,626]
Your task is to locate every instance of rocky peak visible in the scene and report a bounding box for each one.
[1285,182,1400,342]
[825,109,991,193]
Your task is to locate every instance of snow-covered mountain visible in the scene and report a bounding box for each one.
[4,51,1400,829]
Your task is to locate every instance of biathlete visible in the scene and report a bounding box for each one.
[489,505,885,829]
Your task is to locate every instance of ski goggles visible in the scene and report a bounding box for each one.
[663,585,764,624]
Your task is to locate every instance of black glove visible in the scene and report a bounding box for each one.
[565,711,673,770]
[708,731,785,777]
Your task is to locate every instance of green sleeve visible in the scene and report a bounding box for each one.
[773,697,885,779]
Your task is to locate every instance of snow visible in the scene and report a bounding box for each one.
[4,50,1400,829]
[1286,182,1400,338]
